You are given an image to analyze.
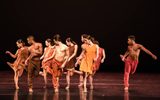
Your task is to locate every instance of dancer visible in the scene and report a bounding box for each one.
[40,38,55,88]
[6,39,29,89]
[92,40,106,74]
[120,35,157,91]
[65,37,82,90]
[78,35,99,92]
[75,34,89,87]
[46,34,69,92]
[25,35,43,92]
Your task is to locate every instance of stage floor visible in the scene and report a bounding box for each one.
[0,71,160,100]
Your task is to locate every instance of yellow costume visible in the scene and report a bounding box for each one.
[80,44,97,74]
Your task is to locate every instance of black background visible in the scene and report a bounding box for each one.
[0,0,159,72]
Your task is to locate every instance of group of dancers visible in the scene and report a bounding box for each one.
[6,34,157,93]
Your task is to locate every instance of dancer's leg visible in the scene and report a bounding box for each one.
[65,71,70,90]
[14,70,19,89]
[89,75,93,89]
[83,72,89,92]
[124,61,131,91]
[78,73,83,87]
[43,69,47,88]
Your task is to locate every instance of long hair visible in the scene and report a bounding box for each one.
[17,39,25,46]
[66,37,77,45]
[81,34,88,38]
[46,38,53,45]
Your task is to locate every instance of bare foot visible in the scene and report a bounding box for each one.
[39,71,44,76]
[29,88,33,93]
[78,83,83,87]
[16,86,19,90]
[124,87,128,91]
[84,88,87,93]
[43,85,47,89]
[54,88,59,93]
[65,85,69,90]
[90,85,94,90]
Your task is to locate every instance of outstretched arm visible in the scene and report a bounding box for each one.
[139,44,157,60]
[6,50,18,59]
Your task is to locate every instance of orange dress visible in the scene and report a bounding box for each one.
[8,47,29,76]
[80,44,97,74]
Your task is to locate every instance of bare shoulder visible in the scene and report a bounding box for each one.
[81,44,87,49]
[36,42,42,46]
[136,43,143,48]
[74,44,78,48]
[62,43,68,48]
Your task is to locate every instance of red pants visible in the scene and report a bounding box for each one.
[124,57,138,87]
[47,59,63,89]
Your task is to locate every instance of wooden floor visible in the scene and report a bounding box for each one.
[0,71,160,100]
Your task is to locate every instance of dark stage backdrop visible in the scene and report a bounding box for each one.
[0,0,159,72]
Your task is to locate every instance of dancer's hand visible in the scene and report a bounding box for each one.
[68,57,71,62]
[40,56,43,60]
[75,62,78,67]
[43,59,47,63]
[25,60,28,65]
[94,57,97,62]
[120,54,125,62]
[152,55,157,60]
[6,51,11,55]
[101,59,104,63]
[61,64,65,69]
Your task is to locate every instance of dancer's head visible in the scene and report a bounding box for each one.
[16,39,25,48]
[27,35,35,45]
[45,38,52,47]
[81,34,88,43]
[66,37,76,46]
[128,35,135,45]
[53,34,61,45]
[85,35,93,44]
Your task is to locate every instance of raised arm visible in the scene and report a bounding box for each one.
[139,44,157,60]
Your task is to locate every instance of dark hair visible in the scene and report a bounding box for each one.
[17,39,25,46]
[46,38,52,43]
[66,37,77,45]
[93,40,99,45]
[53,34,61,42]
[128,35,135,41]
[90,37,95,42]
[81,34,88,38]
[27,35,34,40]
